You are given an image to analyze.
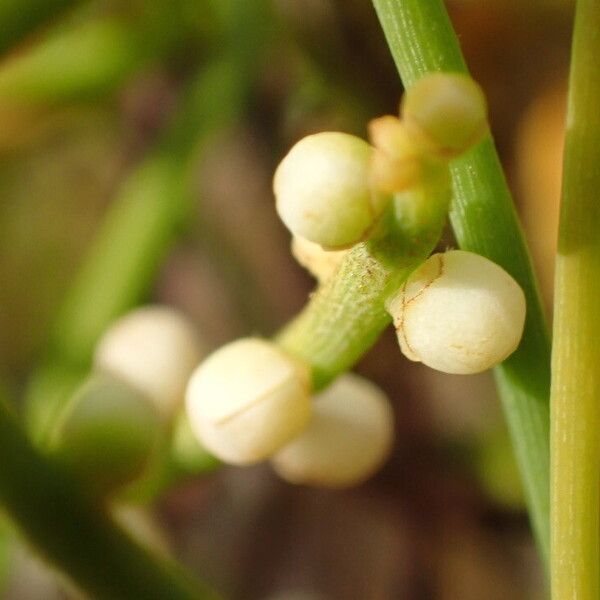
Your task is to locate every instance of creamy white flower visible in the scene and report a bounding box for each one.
[271,373,394,488]
[185,338,312,465]
[291,235,348,282]
[386,250,526,374]
[274,132,388,249]
[94,306,204,418]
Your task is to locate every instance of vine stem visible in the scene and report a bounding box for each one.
[0,395,218,600]
[550,0,600,597]
[371,0,552,566]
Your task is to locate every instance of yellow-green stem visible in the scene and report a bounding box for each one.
[550,0,600,597]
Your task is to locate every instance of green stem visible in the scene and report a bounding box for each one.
[371,0,551,565]
[0,0,83,55]
[0,396,217,599]
[278,169,450,390]
[550,1,600,597]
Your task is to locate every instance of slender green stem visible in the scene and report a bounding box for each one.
[371,0,551,565]
[0,0,83,56]
[550,1,600,597]
[0,395,218,599]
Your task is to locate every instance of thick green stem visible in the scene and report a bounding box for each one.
[0,396,217,599]
[550,1,600,597]
[371,0,551,565]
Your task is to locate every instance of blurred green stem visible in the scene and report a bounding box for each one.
[0,393,217,599]
[51,58,245,367]
[0,0,83,55]
[0,19,152,104]
[25,0,273,483]
[550,0,600,597]
[371,0,551,566]
[25,57,246,443]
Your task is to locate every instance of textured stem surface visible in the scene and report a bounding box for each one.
[371,0,552,565]
[550,0,600,597]
[278,173,450,390]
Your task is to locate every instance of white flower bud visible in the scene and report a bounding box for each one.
[271,373,394,488]
[94,306,205,418]
[274,132,389,249]
[368,115,424,194]
[401,73,488,159]
[291,235,348,282]
[185,338,312,465]
[386,250,526,374]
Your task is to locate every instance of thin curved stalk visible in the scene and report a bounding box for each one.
[371,0,551,565]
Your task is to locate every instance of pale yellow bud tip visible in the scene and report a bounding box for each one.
[94,306,205,418]
[271,373,394,488]
[185,338,312,465]
[402,73,488,159]
[368,116,423,194]
[386,250,526,374]
[274,132,389,249]
[291,236,348,282]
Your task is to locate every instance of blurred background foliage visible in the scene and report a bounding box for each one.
[0,0,572,598]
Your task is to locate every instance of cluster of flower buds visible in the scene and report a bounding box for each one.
[276,72,489,282]
[52,306,395,489]
[276,72,526,375]
[185,339,395,487]
[52,73,527,494]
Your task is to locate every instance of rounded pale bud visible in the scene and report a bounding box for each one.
[186,338,312,465]
[51,375,160,494]
[368,115,423,194]
[402,73,487,159]
[291,236,348,282]
[274,132,389,249]
[386,250,526,374]
[94,306,204,418]
[271,373,394,488]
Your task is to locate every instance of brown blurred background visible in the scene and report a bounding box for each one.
[0,1,571,598]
